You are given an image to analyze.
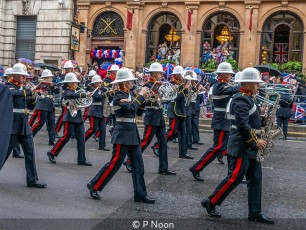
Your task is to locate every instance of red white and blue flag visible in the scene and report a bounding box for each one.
[274,43,288,63]
[282,73,295,84]
[295,104,306,119]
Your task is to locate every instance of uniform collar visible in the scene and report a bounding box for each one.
[68,86,77,91]
[217,78,228,83]
[11,79,22,87]
[240,87,253,96]
[119,87,130,93]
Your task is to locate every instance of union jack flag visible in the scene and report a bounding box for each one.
[295,104,306,119]
[274,43,288,63]
[282,73,295,84]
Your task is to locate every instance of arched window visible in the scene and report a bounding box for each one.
[201,12,240,66]
[260,12,303,64]
[92,11,124,37]
[146,13,182,64]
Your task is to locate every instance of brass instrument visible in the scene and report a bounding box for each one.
[150,81,178,103]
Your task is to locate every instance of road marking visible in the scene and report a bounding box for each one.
[262,166,273,170]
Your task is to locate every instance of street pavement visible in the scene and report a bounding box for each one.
[0,123,305,230]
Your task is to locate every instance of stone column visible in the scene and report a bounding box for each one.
[75,3,90,70]
[240,3,259,68]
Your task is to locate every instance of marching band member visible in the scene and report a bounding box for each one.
[189,62,239,181]
[2,63,46,188]
[47,72,92,166]
[87,68,155,204]
[83,69,96,121]
[153,66,194,159]
[3,67,23,158]
[29,69,60,146]
[84,75,110,151]
[202,68,274,225]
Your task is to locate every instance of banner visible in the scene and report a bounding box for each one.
[71,26,80,51]
[187,10,192,32]
[249,7,253,31]
[126,10,133,31]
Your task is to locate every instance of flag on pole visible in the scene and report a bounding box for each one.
[249,7,253,31]
[126,10,133,31]
[187,10,192,32]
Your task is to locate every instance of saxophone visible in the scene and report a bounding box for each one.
[256,92,282,162]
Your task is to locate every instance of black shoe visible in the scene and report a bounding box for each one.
[27,181,47,188]
[201,199,221,218]
[188,146,199,150]
[123,161,132,173]
[189,166,204,181]
[151,145,159,157]
[87,183,100,200]
[93,136,99,142]
[134,195,155,204]
[158,170,176,175]
[172,138,178,143]
[217,155,225,165]
[193,141,204,145]
[47,151,56,164]
[55,133,60,138]
[179,154,194,159]
[78,161,92,166]
[248,213,274,224]
[49,141,55,146]
[99,147,110,151]
[13,154,24,159]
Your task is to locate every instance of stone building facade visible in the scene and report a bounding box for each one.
[76,0,306,73]
[0,0,74,68]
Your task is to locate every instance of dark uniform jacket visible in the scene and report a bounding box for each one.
[211,81,240,131]
[63,88,87,123]
[143,81,165,127]
[35,84,60,111]
[276,94,293,118]
[87,88,110,119]
[167,84,189,119]
[111,90,145,145]
[7,82,36,135]
[227,91,261,159]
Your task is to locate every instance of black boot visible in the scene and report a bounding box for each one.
[201,199,221,218]
[248,213,274,224]
[87,183,100,200]
[217,154,225,164]
[189,166,204,181]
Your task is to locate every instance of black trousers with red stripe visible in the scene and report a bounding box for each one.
[208,155,262,213]
[55,106,67,133]
[192,130,229,172]
[30,110,55,142]
[85,116,106,148]
[50,121,87,163]
[139,125,168,171]
[83,107,89,121]
[89,144,147,197]
[154,117,188,157]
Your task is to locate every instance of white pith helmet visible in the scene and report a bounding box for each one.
[181,70,198,81]
[62,72,80,83]
[234,71,242,83]
[88,70,96,77]
[148,62,163,73]
[240,67,263,83]
[108,64,120,72]
[3,68,13,77]
[171,66,184,75]
[215,62,235,74]
[10,63,29,76]
[91,75,103,84]
[41,69,54,78]
[111,68,137,84]
[63,60,74,69]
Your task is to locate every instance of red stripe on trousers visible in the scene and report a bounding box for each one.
[51,122,69,155]
[55,107,67,133]
[31,110,41,133]
[156,118,176,149]
[210,157,243,204]
[29,110,38,126]
[93,144,121,191]
[83,107,89,121]
[95,130,100,138]
[195,130,224,172]
[85,116,95,139]
[140,125,152,149]
[222,149,227,156]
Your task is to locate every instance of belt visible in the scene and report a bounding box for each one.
[231,125,262,134]
[39,95,53,99]
[116,118,136,123]
[13,108,29,114]
[145,106,160,110]
[91,102,102,106]
[214,107,227,112]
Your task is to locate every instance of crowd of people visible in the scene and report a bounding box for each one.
[1,58,306,225]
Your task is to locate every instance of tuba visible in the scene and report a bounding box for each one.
[63,87,97,117]
[151,81,177,102]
